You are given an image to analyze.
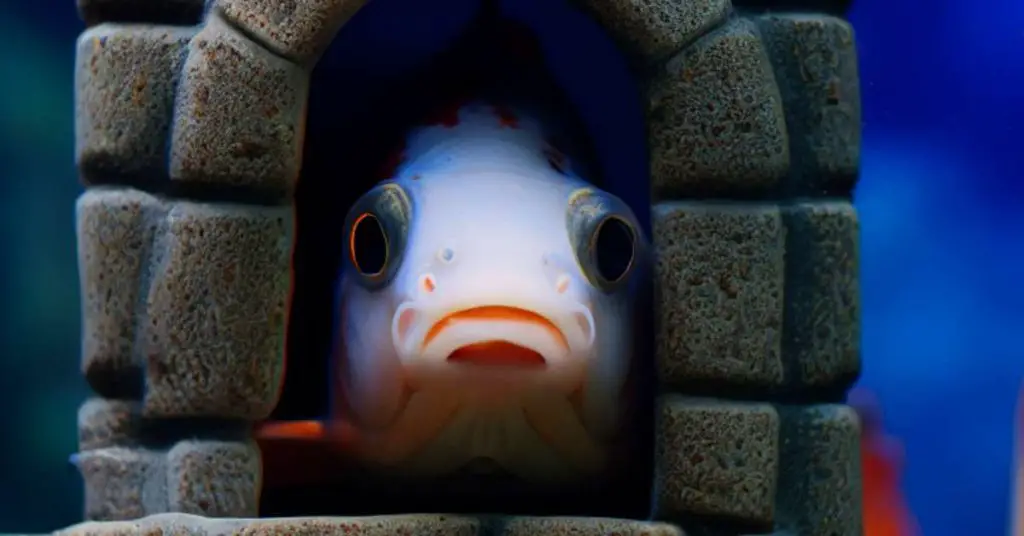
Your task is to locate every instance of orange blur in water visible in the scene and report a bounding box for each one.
[854,389,920,536]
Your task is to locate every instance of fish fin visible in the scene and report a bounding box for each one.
[256,419,329,440]
[255,420,359,488]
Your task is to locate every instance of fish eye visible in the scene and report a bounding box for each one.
[591,216,635,285]
[343,182,412,289]
[566,187,642,292]
[349,212,388,276]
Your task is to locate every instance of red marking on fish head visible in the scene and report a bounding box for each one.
[492,105,520,129]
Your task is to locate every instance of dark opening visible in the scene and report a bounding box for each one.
[268,0,653,519]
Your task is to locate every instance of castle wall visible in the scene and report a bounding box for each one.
[70,0,864,533]
[577,3,863,533]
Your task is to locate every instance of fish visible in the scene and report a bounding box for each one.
[850,388,920,536]
[257,5,649,488]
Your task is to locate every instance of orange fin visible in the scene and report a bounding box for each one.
[255,419,358,488]
[257,419,330,440]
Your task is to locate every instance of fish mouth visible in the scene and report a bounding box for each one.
[424,305,569,348]
[446,340,547,368]
[420,305,568,368]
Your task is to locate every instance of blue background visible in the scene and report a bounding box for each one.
[0,0,1020,534]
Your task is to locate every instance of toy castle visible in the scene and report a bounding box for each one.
[61,0,863,533]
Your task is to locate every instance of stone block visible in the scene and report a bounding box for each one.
[216,0,370,64]
[76,25,195,188]
[77,447,166,521]
[77,188,163,398]
[501,517,684,536]
[756,14,861,196]
[169,13,309,200]
[651,18,786,200]
[55,514,686,536]
[776,404,862,536]
[79,398,143,451]
[78,0,205,27]
[652,202,785,391]
[653,396,779,527]
[783,201,860,392]
[166,440,262,517]
[142,201,292,419]
[571,0,731,66]
[56,519,140,536]
[648,18,789,200]
[57,514,485,536]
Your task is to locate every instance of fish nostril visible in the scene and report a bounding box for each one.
[420,273,436,293]
[555,274,570,294]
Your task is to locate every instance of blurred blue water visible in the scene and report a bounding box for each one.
[0,0,1020,534]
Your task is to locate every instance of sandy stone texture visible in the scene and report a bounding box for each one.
[756,14,861,197]
[166,441,262,518]
[571,0,731,67]
[76,188,164,398]
[215,0,370,64]
[169,14,308,200]
[776,404,862,536]
[652,202,786,391]
[653,396,779,528]
[648,18,789,200]
[782,201,860,393]
[54,514,684,535]
[141,200,292,420]
[76,26,194,188]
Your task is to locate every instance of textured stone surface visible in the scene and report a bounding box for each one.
[571,0,731,66]
[76,25,194,187]
[653,396,779,527]
[79,398,143,451]
[169,13,308,199]
[55,514,683,535]
[501,516,684,536]
[648,18,789,200]
[652,202,785,391]
[216,0,369,64]
[77,447,166,521]
[78,0,205,28]
[777,405,862,536]
[756,14,861,196]
[167,440,261,517]
[77,188,163,398]
[502,517,684,536]
[142,201,292,419]
[783,201,860,392]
